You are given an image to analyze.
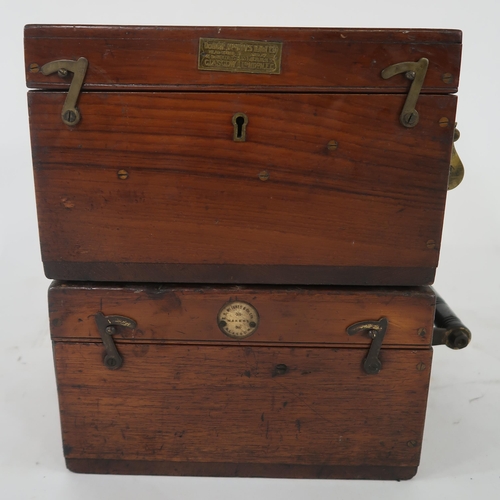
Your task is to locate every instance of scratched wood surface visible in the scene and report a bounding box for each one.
[48,282,435,347]
[24,25,461,92]
[30,92,456,284]
[54,342,432,476]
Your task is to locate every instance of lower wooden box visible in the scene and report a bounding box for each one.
[48,282,435,480]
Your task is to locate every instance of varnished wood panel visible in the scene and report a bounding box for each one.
[30,92,456,283]
[48,282,435,347]
[65,459,418,480]
[25,26,461,92]
[43,263,436,286]
[54,343,432,470]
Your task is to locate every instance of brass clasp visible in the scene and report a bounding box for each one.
[381,58,429,128]
[94,312,137,370]
[40,57,88,126]
[346,318,388,375]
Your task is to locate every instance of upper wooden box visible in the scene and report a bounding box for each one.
[25,26,462,285]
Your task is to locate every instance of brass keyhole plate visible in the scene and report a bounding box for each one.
[232,112,248,141]
[217,300,260,339]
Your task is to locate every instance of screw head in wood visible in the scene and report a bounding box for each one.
[418,328,426,338]
[407,440,418,448]
[258,170,270,181]
[442,73,453,84]
[327,140,338,151]
[274,364,288,376]
[117,169,129,180]
[416,362,426,371]
[29,63,39,73]
[427,239,436,249]
[439,117,450,128]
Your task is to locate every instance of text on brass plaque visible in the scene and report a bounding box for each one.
[198,38,282,75]
[217,300,260,339]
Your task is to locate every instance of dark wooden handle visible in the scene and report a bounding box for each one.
[432,289,471,349]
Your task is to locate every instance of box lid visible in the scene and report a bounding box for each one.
[49,282,435,348]
[25,25,461,93]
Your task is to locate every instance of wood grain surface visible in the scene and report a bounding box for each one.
[24,25,461,92]
[30,92,456,284]
[48,282,435,347]
[54,342,432,472]
[65,459,418,480]
[43,263,437,286]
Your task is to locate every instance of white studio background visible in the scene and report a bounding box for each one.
[1,1,499,499]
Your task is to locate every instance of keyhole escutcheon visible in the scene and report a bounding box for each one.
[232,113,248,142]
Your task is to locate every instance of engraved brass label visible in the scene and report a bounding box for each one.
[217,300,260,339]
[198,38,282,75]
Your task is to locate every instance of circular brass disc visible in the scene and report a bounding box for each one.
[217,300,260,339]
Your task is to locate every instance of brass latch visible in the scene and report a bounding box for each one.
[40,57,88,126]
[381,58,429,128]
[94,312,137,370]
[346,317,388,375]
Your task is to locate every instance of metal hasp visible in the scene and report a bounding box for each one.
[432,290,471,349]
[381,58,429,128]
[40,57,88,126]
[448,127,465,190]
[94,312,137,370]
[346,317,388,375]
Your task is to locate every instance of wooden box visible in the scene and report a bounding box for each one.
[48,282,436,479]
[25,26,462,285]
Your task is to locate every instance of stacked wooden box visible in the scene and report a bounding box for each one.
[25,25,469,479]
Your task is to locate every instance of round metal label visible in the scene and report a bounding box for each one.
[217,300,260,339]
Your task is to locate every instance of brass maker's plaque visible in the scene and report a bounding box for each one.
[217,300,260,339]
[198,38,282,75]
